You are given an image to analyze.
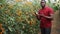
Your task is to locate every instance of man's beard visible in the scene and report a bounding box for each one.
[41,5,45,8]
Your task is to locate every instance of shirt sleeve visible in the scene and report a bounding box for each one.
[48,8,54,16]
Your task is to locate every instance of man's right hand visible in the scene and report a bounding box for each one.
[34,12,39,16]
[34,12,41,20]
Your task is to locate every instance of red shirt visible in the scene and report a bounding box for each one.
[38,6,54,28]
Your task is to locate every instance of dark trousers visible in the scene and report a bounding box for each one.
[41,28,51,34]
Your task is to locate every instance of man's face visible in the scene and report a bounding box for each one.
[41,1,46,8]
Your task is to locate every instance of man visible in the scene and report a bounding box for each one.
[35,0,54,34]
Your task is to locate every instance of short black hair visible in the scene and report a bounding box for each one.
[41,0,46,3]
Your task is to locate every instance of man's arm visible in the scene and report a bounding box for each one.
[41,14,54,20]
[34,12,41,20]
[40,8,54,20]
[36,14,40,20]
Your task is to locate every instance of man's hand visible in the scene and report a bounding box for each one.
[34,12,40,20]
[34,12,44,17]
[34,12,39,16]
